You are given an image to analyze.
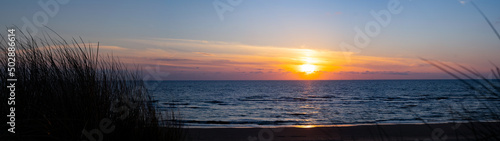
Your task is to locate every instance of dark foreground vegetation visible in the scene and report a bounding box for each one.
[422,59,500,140]
[0,30,183,141]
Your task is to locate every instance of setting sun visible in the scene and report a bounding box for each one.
[300,64,317,74]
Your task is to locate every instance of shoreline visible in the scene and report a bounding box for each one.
[182,120,500,128]
[184,122,500,141]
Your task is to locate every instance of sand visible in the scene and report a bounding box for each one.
[185,122,500,141]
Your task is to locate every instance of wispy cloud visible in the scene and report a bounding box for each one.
[194,52,215,56]
[108,37,475,80]
[32,43,127,52]
[334,71,411,75]
[154,58,195,62]
[97,45,128,50]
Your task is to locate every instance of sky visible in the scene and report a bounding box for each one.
[1,0,500,80]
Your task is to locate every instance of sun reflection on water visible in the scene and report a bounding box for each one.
[294,125,317,128]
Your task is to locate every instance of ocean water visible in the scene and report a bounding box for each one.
[146,80,500,127]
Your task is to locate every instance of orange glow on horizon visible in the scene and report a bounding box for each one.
[110,39,439,80]
[295,125,316,128]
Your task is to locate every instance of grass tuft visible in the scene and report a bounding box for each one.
[0,29,184,141]
[421,58,500,140]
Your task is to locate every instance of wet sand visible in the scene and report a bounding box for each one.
[185,122,500,141]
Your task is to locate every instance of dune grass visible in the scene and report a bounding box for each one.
[0,30,184,141]
[421,58,500,140]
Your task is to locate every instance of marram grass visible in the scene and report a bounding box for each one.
[0,30,184,141]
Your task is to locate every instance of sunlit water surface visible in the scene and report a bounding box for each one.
[146,80,500,127]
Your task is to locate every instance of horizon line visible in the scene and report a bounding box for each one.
[144,78,499,81]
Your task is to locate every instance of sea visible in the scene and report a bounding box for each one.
[146,80,500,128]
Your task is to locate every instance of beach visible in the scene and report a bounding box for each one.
[185,122,500,141]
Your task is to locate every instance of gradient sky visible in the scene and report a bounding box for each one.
[1,0,500,80]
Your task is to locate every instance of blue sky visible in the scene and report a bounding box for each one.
[1,0,500,80]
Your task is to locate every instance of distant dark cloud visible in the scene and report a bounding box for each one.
[157,65,199,70]
[154,58,195,62]
[210,60,264,65]
[150,58,267,70]
[249,71,263,74]
[334,71,411,75]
